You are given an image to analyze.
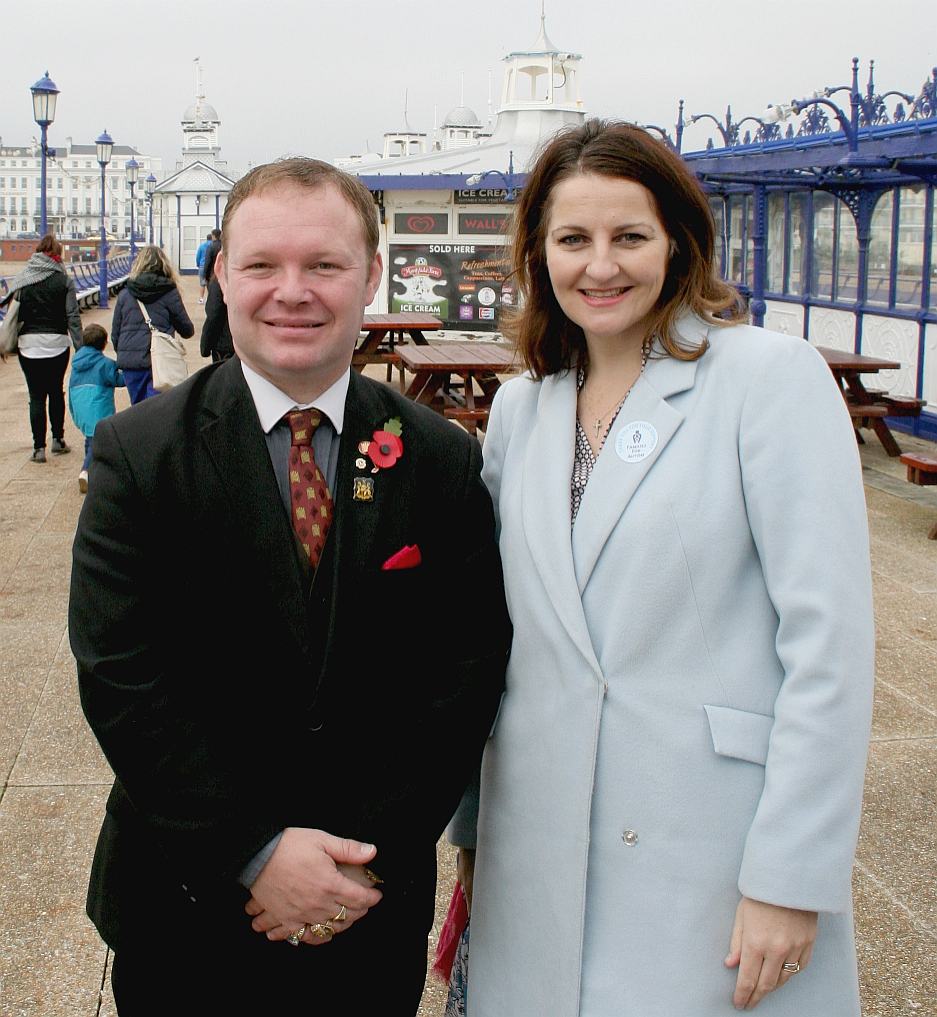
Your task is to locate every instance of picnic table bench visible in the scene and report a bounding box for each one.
[396,341,519,435]
[899,453,937,539]
[352,312,442,385]
[816,346,912,457]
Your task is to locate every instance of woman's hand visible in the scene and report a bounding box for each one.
[725,896,817,1010]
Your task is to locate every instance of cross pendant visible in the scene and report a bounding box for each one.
[593,418,602,440]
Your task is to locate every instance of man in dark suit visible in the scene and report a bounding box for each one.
[69,158,510,1015]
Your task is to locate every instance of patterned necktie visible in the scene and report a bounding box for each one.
[285,409,333,568]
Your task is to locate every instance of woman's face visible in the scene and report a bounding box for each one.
[544,172,671,352]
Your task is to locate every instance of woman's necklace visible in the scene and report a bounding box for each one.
[581,340,652,442]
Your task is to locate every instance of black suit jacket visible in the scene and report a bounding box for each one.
[70,359,509,960]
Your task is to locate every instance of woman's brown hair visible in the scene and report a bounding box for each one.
[505,119,743,378]
[36,233,62,258]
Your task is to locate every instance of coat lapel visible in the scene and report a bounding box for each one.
[198,360,311,653]
[521,370,602,675]
[571,316,709,593]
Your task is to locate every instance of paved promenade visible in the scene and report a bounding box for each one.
[0,275,935,1015]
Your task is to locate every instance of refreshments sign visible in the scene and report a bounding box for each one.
[389,243,513,331]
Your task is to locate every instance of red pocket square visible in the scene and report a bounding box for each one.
[381,544,422,571]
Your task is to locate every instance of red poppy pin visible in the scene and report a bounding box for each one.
[366,417,404,471]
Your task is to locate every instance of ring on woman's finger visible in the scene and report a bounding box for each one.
[308,922,334,941]
[781,961,801,974]
[331,904,347,923]
[286,924,308,947]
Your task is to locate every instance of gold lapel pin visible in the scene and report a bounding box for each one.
[353,477,375,502]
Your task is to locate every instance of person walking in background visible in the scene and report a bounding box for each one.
[110,245,194,404]
[203,227,222,286]
[0,233,81,462]
[450,120,874,1016]
[68,323,124,494]
[200,275,234,362]
[196,233,212,304]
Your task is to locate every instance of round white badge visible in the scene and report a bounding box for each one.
[615,421,658,463]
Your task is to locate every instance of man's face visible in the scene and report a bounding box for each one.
[216,182,382,400]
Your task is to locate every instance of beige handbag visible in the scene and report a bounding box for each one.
[136,298,188,391]
[0,296,22,357]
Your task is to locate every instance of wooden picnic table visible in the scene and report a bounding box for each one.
[352,313,442,379]
[816,346,904,457]
[396,341,519,435]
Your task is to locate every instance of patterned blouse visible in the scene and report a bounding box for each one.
[571,366,628,526]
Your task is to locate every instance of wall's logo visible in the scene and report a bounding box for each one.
[406,215,438,233]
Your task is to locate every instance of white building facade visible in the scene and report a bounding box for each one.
[151,79,236,274]
[0,137,161,241]
[349,14,585,331]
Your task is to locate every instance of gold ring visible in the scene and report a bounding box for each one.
[308,922,334,941]
[782,961,801,974]
[331,904,347,923]
[286,923,307,947]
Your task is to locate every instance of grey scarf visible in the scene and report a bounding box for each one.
[8,252,66,296]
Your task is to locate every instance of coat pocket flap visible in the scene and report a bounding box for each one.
[703,704,774,766]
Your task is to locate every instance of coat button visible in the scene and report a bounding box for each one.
[622,829,638,846]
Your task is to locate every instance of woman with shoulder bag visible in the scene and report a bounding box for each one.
[111,245,194,404]
[1,234,82,463]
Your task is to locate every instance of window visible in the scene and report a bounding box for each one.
[709,197,727,278]
[21,178,27,189]
[57,197,64,212]
[56,177,62,189]
[896,185,925,307]
[19,197,27,213]
[787,193,808,296]
[811,192,835,299]
[0,199,5,213]
[85,198,92,214]
[71,198,78,213]
[766,192,785,293]
[21,219,28,232]
[835,203,859,302]
[867,192,893,306]
[727,194,753,286]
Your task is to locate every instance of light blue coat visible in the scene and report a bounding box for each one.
[467,316,874,1017]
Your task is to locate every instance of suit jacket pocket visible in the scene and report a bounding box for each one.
[703,704,774,766]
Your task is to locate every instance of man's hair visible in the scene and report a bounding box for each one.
[505,119,744,378]
[210,229,221,240]
[130,244,178,283]
[221,157,378,257]
[81,323,108,350]
[205,234,212,241]
[36,233,62,258]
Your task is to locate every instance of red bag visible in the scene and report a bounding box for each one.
[432,881,469,982]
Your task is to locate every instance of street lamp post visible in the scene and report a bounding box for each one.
[125,158,139,259]
[96,130,113,308]
[145,173,156,244]
[465,150,518,200]
[30,71,59,237]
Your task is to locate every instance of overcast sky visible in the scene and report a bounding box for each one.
[1,0,933,176]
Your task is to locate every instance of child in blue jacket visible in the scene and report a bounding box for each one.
[68,323,125,493]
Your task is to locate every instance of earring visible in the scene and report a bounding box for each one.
[669,238,679,258]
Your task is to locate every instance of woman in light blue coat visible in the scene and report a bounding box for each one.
[455,121,874,1016]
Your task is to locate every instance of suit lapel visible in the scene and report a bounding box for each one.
[309,370,389,696]
[521,370,602,674]
[198,360,310,652]
[571,316,709,593]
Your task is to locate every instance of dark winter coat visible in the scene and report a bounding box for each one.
[110,273,194,371]
[199,278,234,361]
[17,271,82,348]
